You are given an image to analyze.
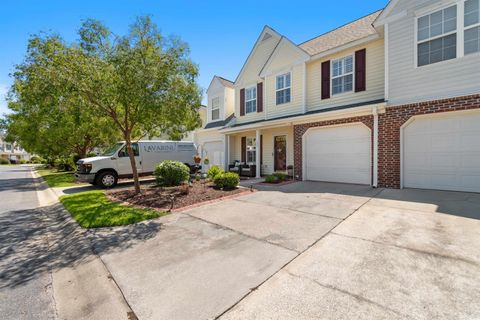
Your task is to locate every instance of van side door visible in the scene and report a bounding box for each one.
[116,143,142,177]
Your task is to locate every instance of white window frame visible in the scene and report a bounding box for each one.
[245,86,257,114]
[275,72,291,105]
[464,0,480,55]
[246,137,256,164]
[415,3,458,67]
[331,55,354,96]
[211,97,220,121]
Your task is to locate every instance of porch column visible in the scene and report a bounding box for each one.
[255,129,261,178]
[224,135,230,171]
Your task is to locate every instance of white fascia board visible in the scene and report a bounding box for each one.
[373,0,400,26]
[219,102,386,133]
[374,10,408,27]
[259,37,311,78]
[308,34,380,62]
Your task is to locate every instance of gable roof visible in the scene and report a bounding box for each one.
[374,0,400,26]
[298,10,382,56]
[204,113,235,129]
[234,26,282,84]
[207,75,234,93]
[259,36,310,77]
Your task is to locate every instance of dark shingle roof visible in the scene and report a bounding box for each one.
[204,113,235,129]
[299,10,382,56]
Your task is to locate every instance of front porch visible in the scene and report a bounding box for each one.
[223,125,294,178]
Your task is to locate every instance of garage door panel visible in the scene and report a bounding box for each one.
[305,124,371,185]
[404,111,480,193]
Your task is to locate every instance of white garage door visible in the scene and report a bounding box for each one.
[403,111,480,193]
[203,141,224,168]
[304,123,371,185]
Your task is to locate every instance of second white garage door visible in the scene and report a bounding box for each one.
[203,141,224,168]
[304,123,371,185]
[403,111,480,193]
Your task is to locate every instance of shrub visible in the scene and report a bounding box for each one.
[30,156,46,164]
[213,172,240,190]
[207,165,224,180]
[54,156,77,171]
[264,175,279,184]
[0,158,9,165]
[272,172,287,181]
[154,160,190,187]
[19,159,28,164]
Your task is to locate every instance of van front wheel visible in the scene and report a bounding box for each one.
[96,171,118,188]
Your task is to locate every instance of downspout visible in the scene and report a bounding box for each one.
[302,62,307,114]
[372,106,379,188]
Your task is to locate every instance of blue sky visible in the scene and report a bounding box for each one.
[0,0,387,115]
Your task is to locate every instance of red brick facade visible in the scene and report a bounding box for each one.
[293,94,480,188]
[293,116,374,181]
[378,94,480,188]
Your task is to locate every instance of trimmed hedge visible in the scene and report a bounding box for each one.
[154,160,190,187]
[272,172,287,181]
[213,172,240,190]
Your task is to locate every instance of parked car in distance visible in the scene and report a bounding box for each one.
[75,140,198,188]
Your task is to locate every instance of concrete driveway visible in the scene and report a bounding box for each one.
[93,182,480,320]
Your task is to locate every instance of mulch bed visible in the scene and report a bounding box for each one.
[107,181,247,211]
[257,179,296,186]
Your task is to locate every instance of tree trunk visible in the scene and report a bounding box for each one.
[125,136,141,194]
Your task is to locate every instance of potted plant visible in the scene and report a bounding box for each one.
[203,156,209,165]
[193,154,201,164]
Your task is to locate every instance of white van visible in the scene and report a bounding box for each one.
[75,140,198,188]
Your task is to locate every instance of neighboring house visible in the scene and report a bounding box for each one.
[203,0,480,193]
[194,76,235,171]
[0,133,31,162]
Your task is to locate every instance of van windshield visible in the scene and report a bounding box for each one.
[102,143,124,156]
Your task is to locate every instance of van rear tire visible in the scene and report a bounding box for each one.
[96,171,118,188]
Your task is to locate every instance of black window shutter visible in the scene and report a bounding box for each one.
[321,60,331,100]
[355,49,366,92]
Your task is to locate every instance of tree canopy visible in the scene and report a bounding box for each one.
[7,16,202,192]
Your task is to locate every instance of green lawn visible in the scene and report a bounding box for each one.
[60,190,166,228]
[37,167,80,188]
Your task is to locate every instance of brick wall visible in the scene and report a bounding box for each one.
[293,116,374,181]
[378,94,480,188]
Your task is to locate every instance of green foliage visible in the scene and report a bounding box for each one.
[0,158,10,165]
[213,172,240,190]
[60,190,165,228]
[54,156,77,171]
[265,175,279,184]
[272,172,287,181]
[7,16,202,194]
[30,155,46,164]
[19,159,28,164]
[207,165,224,180]
[154,160,190,187]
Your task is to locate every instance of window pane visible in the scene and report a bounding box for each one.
[443,19,456,33]
[465,0,480,27]
[465,26,480,54]
[212,108,220,120]
[285,88,291,103]
[276,76,283,90]
[444,5,457,20]
[285,73,291,87]
[430,23,443,37]
[417,34,456,66]
[430,10,443,25]
[418,15,429,30]
[344,74,353,92]
[418,28,430,41]
[345,56,353,73]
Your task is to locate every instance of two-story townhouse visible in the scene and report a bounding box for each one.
[204,0,479,193]
[220,11,386,187]
[194,76,235,170]
[375,0,480,192]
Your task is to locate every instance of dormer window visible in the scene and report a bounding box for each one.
[211,97,220,121]
[276,73,291,105]
[245,87,257,114]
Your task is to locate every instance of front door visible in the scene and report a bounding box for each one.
[274,135,287,171]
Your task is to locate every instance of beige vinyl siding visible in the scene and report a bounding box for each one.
[387,3,480,106]
[265,64,304,119]
[306,39,385,112]
[228,126,293,175]
[225,87,235,117]
[236,34,281,125]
